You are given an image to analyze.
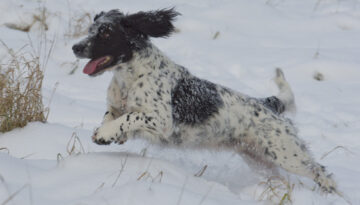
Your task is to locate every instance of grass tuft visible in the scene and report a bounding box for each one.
[0,42,47,133]
[66,132,86,156]
[257,176,294,205]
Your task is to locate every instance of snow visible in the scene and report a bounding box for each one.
[0,0,360,204]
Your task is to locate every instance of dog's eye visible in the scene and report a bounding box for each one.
[100,32,110,39]
[98,24,113,39]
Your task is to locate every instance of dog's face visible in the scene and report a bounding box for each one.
[72,8,179,76]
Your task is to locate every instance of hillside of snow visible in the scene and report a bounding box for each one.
[0,0,360,204]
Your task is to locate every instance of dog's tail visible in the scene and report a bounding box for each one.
[260,68,296,115]
[273,68,296,113]
[260,68,296,114]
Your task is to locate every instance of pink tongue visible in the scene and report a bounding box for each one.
[83,57,107,75]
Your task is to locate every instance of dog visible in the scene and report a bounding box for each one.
[72,8,337,194]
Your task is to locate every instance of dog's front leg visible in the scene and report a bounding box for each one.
[92,112,167,145]
[101,77,127,124]
[102,105,122,124]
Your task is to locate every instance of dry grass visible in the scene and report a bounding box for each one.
[320,145,353,160]
[0,2,55,133]
[66,132,86,155]
[112,154,129,187]
[194,165,208,177]
[313,71,324,81]
[212,31,220,40]
[256,176,294,205]
[1,184,30,205]
[0,44,46,133]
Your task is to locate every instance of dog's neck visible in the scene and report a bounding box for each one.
[112,42,179,89]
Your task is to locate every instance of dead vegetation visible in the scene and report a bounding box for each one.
[194,165,208,177]
[0,1,56,133]
[313,71,324,81]
[256,176,294,205]
[0,43,46,132]
[212,31,220,40]
[56,132,86,166]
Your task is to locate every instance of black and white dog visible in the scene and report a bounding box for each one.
[72,8,336,193]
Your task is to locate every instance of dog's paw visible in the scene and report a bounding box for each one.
[315,173,337,194]
[92,122,124,145]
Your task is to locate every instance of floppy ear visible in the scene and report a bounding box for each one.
[94,11,105,21]
[124,8,180,38]
[94,10,124,21]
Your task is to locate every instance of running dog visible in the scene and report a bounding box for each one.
[72,8,336,193]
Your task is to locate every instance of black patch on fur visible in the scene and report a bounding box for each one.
[171,77,224,125]
[260,96,285,115]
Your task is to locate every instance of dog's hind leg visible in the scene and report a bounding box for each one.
[247,123,337,193]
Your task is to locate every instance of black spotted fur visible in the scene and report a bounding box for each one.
[171,77,224,125]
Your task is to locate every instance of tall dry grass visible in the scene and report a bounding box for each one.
[0,43,47,133]
[0,0,56,134]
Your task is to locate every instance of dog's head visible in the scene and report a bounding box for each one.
[72,8,179,76]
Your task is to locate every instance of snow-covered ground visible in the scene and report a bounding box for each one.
[1,0,360,204]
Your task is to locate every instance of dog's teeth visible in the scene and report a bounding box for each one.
[99,57,111,66]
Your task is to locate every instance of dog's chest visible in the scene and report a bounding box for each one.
[107,74,131,114]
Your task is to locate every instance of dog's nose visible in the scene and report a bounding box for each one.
[72,44,85,54]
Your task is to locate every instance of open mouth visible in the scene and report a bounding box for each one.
[83,56,113,76]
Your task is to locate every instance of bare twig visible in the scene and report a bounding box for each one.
[176,176,188,205]
[112,154,129,187]
[137,158,153,181]
[256,176,294,204]
[44,82,59,121]
[56,153,64,165]
[1,184,28,205]
[140,147,147,157]
[321,146,354,160]
[137,171,149,181]
[198,183,214,205]
[20,153,36,159]
[212,31,220,40]
[66,132,85,155]
[94,182,105,193]
[194,165,208,177]
[152,171,164,183]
